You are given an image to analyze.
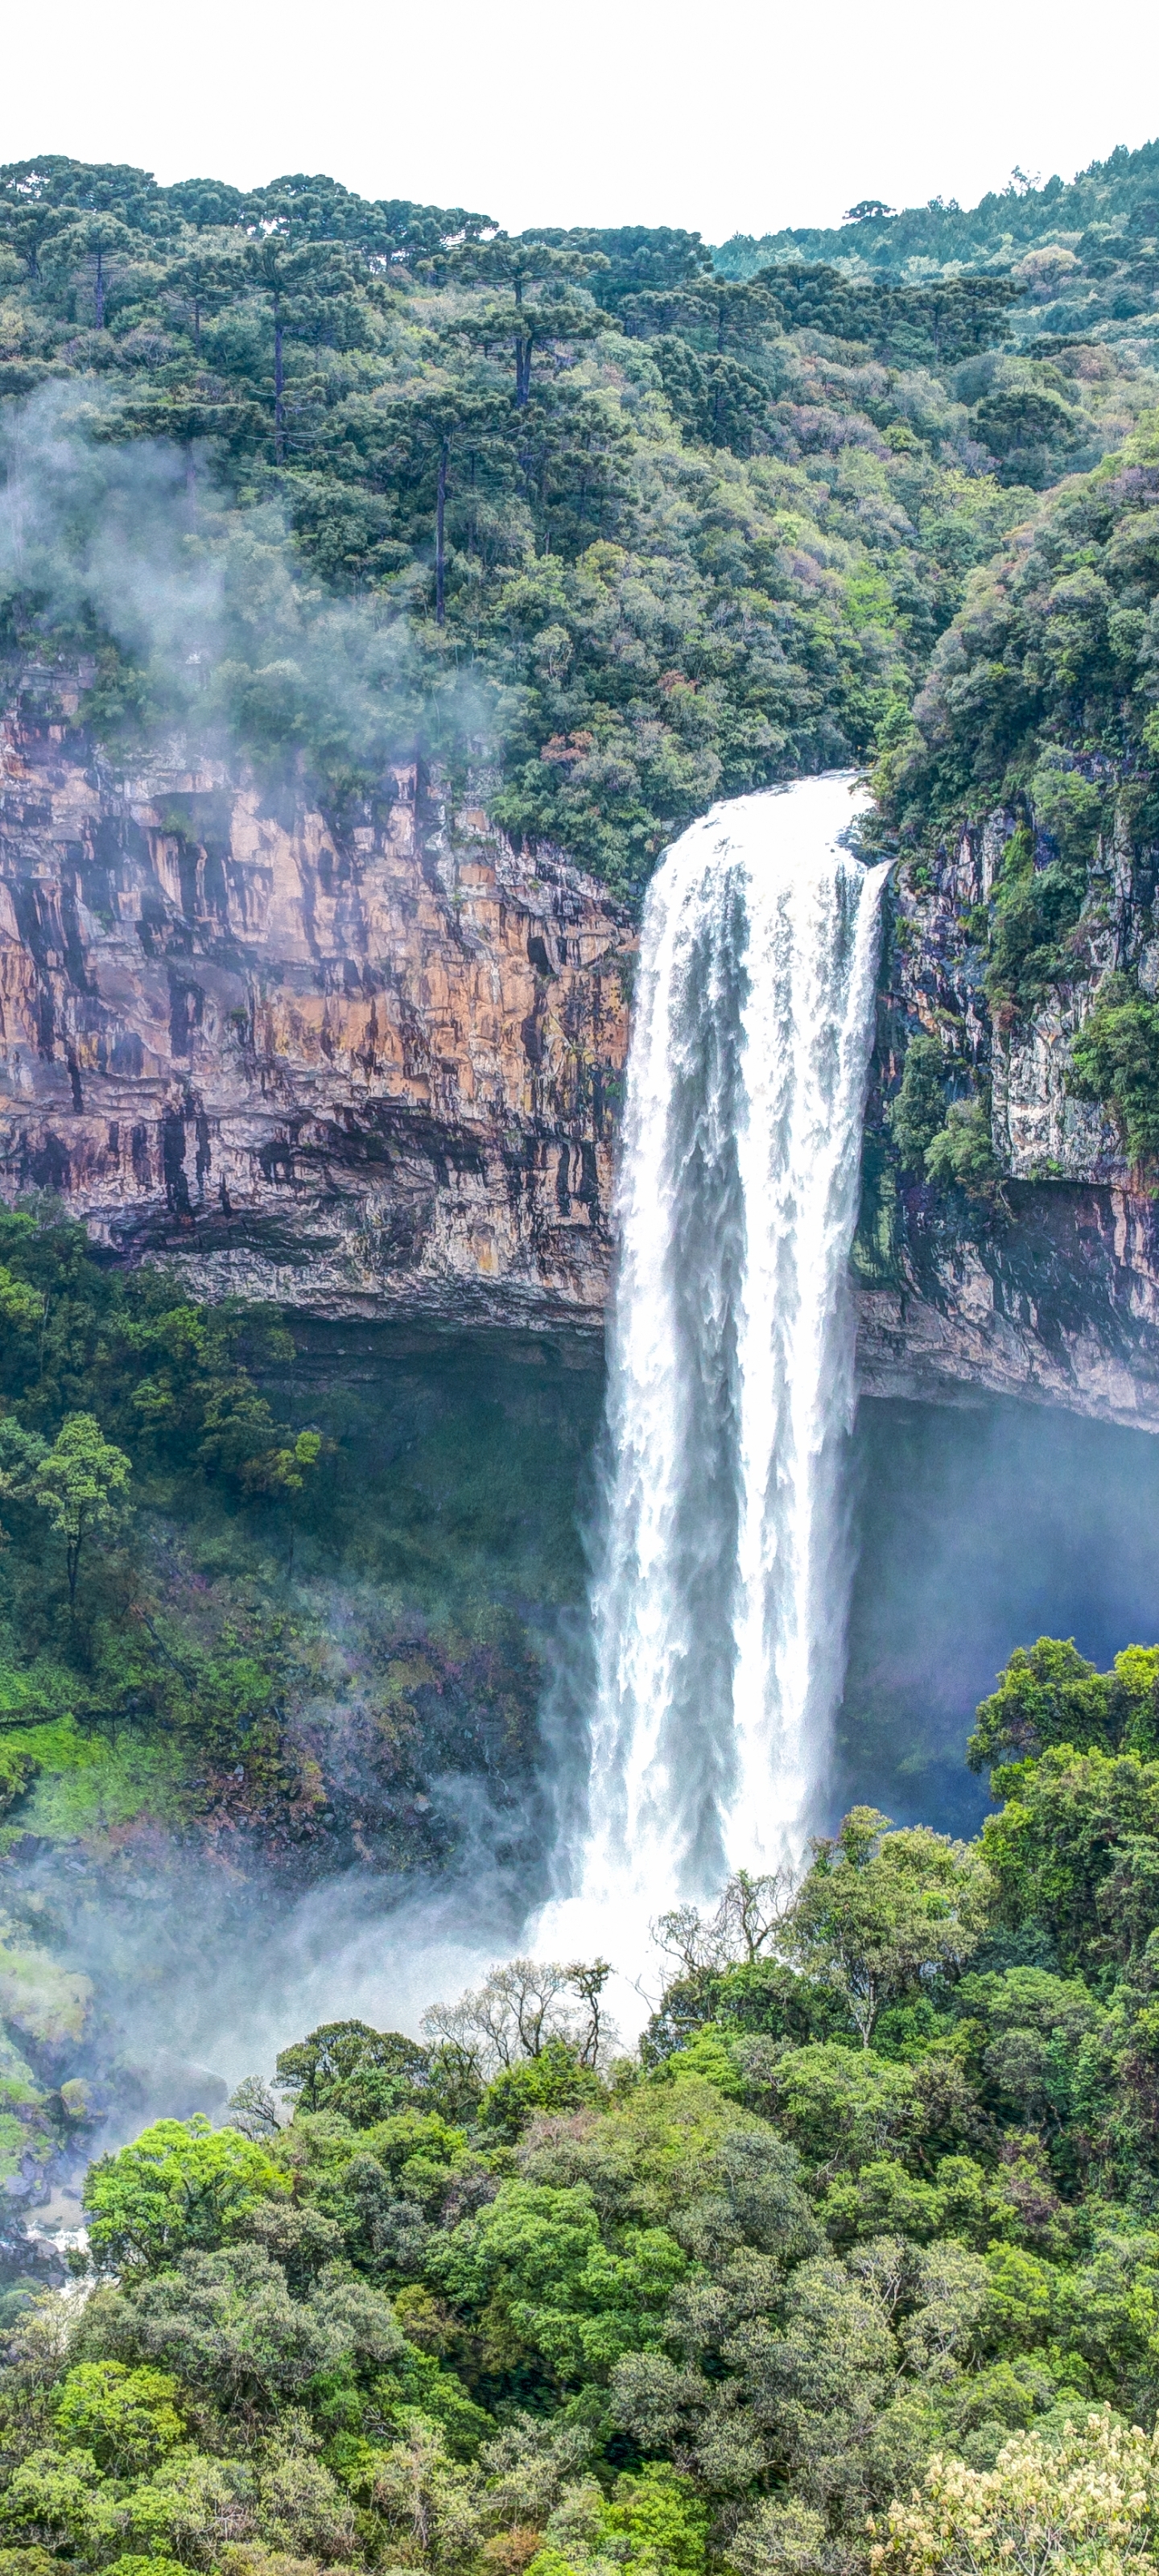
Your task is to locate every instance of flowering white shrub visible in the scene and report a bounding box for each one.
[871,2411,1159,2576]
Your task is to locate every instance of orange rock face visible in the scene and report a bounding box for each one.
[0,701,633,1325]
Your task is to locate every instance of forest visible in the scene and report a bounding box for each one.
[0,142,1155,906]
[10,1690,1159,2576]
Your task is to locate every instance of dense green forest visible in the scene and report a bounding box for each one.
[719,134,1159,313]
[0,148,1157,904]
[10,1690,1159,2576]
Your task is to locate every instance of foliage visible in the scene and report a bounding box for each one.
[885,1039,999,1200]
[15,1670,1159,2574]
[31,1416,131,1608]
[275,2024,434,2120]
[719,133,1159,303]
[980,1739,1159,1976]
[778,1808,994,2046]
[969,1637,1159,1771]
[871,2410,1159,2576]
[84,2116,285,2273]
[0,159,1153,903]
[1067,977,1159,1167]
[876,419,1159,1030]
[887,1036,950,1170]
[921,1096,999,1199]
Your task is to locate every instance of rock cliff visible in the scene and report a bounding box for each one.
[4,683,1159,1430]
[858,808,1159,1430]
[0,683,631,1328]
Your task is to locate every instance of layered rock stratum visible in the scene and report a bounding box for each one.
[3,684,1159,1426]
[0,683,631,1328]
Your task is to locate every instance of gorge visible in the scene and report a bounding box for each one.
[4,135,1159,2576]
[5,687,1159,1430]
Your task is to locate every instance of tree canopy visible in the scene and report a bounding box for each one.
[7,1680,1159,2576]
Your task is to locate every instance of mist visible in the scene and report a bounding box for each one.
[23,1352,1159,2174]
[840,1392,1159,1839]
[0,380,481,793]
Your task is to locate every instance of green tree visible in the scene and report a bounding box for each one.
[620,275,777,357]
[922,1094,998,1198]
[33,1413,131,1607]
[40,210,138,328]
[780,1809,994,2046]
[428,2181,687,2388]
[275,2019,430,2114]
[448,236,607,405]
[159,240,245,357]
[0,1268,43,1331]
[244,235,370,459]
[967,1636,1159,1770]
[980,1744,1159,1975]
[53,2361,184,2474]
[377,386,510,624]
[84,2115,285,2273]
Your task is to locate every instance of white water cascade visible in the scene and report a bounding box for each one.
[541,776,888,1970]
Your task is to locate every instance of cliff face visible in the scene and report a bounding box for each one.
[859,811,1159,1430]
[4,689,1159,1429]
[0,690,631,1328]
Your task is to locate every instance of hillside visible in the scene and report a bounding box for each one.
[717,135,1159,353]
[0,153,1154,906]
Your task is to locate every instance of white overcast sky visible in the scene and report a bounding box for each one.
[1,0,1156,244]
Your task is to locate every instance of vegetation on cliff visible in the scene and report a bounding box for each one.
[7,1673,1159,2576]
[864,402,1159,1182]
[876,416,1159,894]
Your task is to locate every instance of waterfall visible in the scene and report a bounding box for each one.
[545,776,887,1960]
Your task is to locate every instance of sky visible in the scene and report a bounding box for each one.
[1,0,1157,242]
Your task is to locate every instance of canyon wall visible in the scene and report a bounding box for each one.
[0,685,631,1330]
[863,809,1159,1430]
[4,685,1159,1427]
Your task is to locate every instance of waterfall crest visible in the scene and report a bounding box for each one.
[558,777,887,1944]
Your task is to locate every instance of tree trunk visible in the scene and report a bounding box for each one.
[274,307,285,462]
[515,323,533,407]
[435,441,448,625]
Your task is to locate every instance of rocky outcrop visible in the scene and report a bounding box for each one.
[854,1185,1159,1428]
[0,686,632,1327]
[857,809,1159,1429]
[5,683,1159,1429]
